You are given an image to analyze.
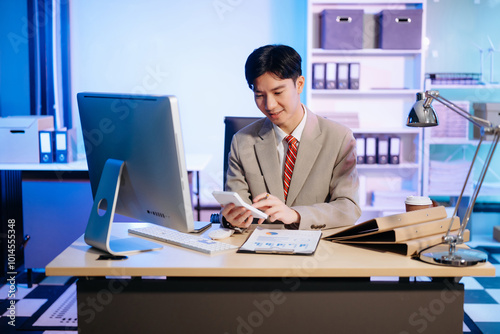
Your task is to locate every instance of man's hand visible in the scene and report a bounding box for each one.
[253,193,300,226]
[221,203,255,229]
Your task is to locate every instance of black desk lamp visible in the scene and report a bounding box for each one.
[407,90,500,266]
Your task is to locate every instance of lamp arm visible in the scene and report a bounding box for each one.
[427,92,493,129]
[457,131,500,240]
[425,90,499,244]
[448,136,484,233]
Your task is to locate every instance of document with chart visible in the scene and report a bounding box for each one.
[238,227,322,255]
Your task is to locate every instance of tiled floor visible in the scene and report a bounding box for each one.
[0,271,77,333]
[1,248,499,333]
[462,251,500,333]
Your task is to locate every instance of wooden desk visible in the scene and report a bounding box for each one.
[46,223,495,334]
[0,154,210,276]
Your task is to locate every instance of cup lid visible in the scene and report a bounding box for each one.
[405,196,432,205]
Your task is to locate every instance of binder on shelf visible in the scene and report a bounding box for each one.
[39,130,54,163]
[365,136,376,164]
[325,63,337,89]
[376,135,389,164]
[337,63,349,89]
[54,129,71,163]
[355,135,365,164]
[389,136,401,164]
[312,63,326,89]
[349,63,360,90]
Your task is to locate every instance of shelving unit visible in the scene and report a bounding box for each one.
[306,0,427,222]
[420,84,500,200]
[428,84,500,90]
[422,130,500,199]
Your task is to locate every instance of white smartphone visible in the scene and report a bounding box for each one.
[212,191,268,220]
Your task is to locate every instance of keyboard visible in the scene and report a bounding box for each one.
[128,225,238,255]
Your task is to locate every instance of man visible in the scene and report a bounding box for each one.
[221,44,360,230]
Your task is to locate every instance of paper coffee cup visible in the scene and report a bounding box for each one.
[405,196,433,212]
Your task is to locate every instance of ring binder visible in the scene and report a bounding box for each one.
[326,63,337,89]
[389,136,401,164]
[376,135,389,164]
[312,63,326,89]
[39,130,54,163]
[54,130,69,163]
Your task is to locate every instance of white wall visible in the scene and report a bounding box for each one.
[70,0,307,204]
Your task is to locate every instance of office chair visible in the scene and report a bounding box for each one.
[210,116,261,225]
[210,116,261,224]
[223,116,262,189]
[209,116,263,225]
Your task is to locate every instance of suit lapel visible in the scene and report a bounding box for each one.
[286,110,322,205]
[255,119,286,202]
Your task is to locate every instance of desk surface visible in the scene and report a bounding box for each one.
[46,223,496,278]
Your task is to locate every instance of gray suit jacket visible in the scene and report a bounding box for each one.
[225,108,361,230]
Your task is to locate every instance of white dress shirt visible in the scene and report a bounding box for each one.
[272,104,308,179]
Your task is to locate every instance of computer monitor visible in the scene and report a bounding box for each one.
[77,92,210,255]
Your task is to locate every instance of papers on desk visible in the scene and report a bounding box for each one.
[238,227,321,255]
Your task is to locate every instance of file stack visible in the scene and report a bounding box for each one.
[325,206,469,257]
[312,62,360,90]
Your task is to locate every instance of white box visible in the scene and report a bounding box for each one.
[473,103,500,140]
[0,116,54,163]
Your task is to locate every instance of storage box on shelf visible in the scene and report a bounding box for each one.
[307,1,426,222]
[0,116,54,163]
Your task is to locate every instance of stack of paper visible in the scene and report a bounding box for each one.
[323,112,360,129]
[429,101,469,139]
[429,160,473,195]
[371,190,415,209]
[324,206,469,256]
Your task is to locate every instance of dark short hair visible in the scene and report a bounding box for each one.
[244,44,302,90]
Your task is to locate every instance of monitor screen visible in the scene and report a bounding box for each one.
[77,92,204,254]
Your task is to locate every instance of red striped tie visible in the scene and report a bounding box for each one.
[283,135,298,201]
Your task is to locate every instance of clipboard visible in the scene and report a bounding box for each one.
[238,227,322,255]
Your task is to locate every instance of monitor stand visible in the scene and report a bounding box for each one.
[84,159,163,255]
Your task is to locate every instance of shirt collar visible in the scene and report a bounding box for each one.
[273,104,307,144]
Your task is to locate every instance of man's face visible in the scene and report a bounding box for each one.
[253,72,305,134]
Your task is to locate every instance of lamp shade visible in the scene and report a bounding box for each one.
[406,93,439,127]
